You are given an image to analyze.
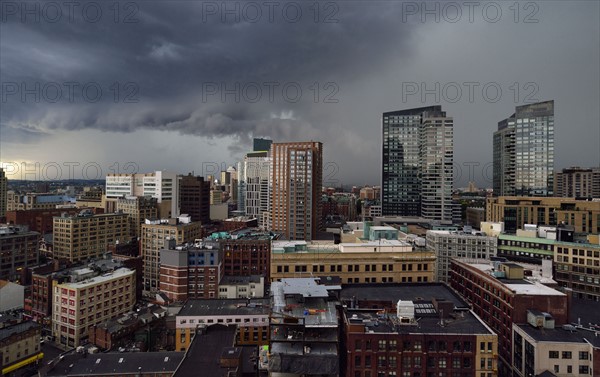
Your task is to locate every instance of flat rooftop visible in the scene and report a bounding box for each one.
[0,321,40,342]
[57,267,134,289]
[515,323,600,348]
[271,279,338,327]
[465,263,565,296]
[340,283,470,309]
[178,298,270,317]
[174,325,237,377]
[46,352,184,376]
[345,308,493,336]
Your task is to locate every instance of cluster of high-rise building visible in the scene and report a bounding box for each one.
[2,98,600,377]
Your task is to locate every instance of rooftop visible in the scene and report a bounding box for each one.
[462,262,565,296]
[515,323,600,348]
[56,267,134,289]
[177,298,270,317]
[344,308,493,336]
[271,279,338,327]
[340,283,470,309]
[174,325,240,377]
[0,321,40,342]
[219,275,263,285]
[46,352,184,376]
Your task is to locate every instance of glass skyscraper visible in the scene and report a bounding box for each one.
[382,106,454,221]
[493,100,554,196]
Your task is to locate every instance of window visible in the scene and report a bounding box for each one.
[438,358,446,368]
[579,351,589,360]
[549,351,559,359]
[355,355,361,367]
[388,340,397,351]
[378,355,387,367]
[579,366,589,374]
[355,340,362,350]
[553,365,559,373]
[562,351,572,359]
[378,340,387,351]
[567,365,572,373]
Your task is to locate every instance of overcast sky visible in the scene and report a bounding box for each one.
[1,0,598,187]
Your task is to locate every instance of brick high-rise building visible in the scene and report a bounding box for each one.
[270,141,323,240]
[179,174,210,223]
[554,166,600,198]
[52,211,129,262]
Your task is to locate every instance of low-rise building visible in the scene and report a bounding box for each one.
[44,351,184,377]
[271,240,435,284]
[0,321,42,375]
[0,280,24,311]
[341,283,498,377]
[512,311,600,377]
[268,278,339,377]
[218,275,265,299]
[175,298,269,350]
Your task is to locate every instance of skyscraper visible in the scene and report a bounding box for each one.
[179,174,210,223]
[493,100,555,196]
[381,106,454,221]
[237,151,271,224]
[0,167,7,218]
[270,141,323,240]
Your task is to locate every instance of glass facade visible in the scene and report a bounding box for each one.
[493,100,554,196]
[382,106,453,221]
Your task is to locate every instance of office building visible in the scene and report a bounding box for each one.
[218,275,265,299]
[268,278,339,376]
[237,151,271,225]
[52,211,130,262]
[486,196,600,233]
[52,267,136,347]
[554,166,600,198]
[116,196,158,238]
[175,298,270,350]
[341,283,498,377]
[179,174,210,223]
[382,106,454,221]
[105,171,179,218]
[493,100,554,196]
[0,225,40,281]
[270,141,323,240]
[0,167,7,218]
[425,230,497,283]
[140,216,203,293]
[271,240,435,284]
[450,259,568,376]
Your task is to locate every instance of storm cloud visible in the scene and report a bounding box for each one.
[1,1,599,186]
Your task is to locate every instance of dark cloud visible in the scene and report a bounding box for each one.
[1,1,599,185]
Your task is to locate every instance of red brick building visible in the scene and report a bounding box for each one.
[450,259,569,376]
[341,284,498,377]
[221,238,270,277]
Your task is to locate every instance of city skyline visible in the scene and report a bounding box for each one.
[1,2,599,187]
